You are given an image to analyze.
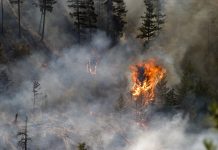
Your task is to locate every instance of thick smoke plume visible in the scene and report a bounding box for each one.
[0,0,218,149]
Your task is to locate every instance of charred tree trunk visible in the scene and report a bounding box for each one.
[18,0,21,37]
[17,116,31,150]
[24,117,28,150]
[1,0,3,34]
[41,0,46,41]
[39,12,43,33]
[76,0,80,45]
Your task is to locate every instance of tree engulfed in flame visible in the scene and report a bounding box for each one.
[130,59,166,105]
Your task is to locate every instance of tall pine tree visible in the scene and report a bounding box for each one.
[38,0,57,41]
[104,0,113,37]
[1,0,3,34]
[112,0,127,38]
[86,0,97,41]
[68,0,97,44]
[137,0,158,45]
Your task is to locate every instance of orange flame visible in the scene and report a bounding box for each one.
[130,59,166,105]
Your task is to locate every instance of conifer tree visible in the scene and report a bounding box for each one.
[17,116,31,150]
[38,0,57,41]
[68,0,85,44]
[33,81,40,107]
[1,0,3,34]
[10,0,24,37]
[112,0,127,38]
[104,0,113,37]
[165,88,179,107]
[0,70,12,93]
[137,0,158,45]
[0,44,7,63]
[68,0,97,44]
[86,0,97,40]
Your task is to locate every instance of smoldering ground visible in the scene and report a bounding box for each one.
[0,33,217,150]
[1,0,218,149]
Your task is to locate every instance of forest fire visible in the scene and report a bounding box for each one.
[130,59,166,105]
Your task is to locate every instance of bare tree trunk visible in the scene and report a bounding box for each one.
[1,0,3,34]
[39,12,43,33]
[76,0,80,45]
[24,116,28,150]
[41,0,46,41]
[18,0,21,37]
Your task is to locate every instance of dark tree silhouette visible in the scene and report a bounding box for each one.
[9,0,24,37]
[17,116,31,150]
[37,0,57,41]
[0,70,12,93]
[14,113,18,124]
[104,0,113,37]
[33,81,40,107]
[0,44,7,63]
[112,0,127,38]
[68,0,85,44]
[78,143,88,150]
[86,0,97,40]
[1,0,3,34]
[165,88,179,107]
[137,0,158,45]
[68,0,97,44]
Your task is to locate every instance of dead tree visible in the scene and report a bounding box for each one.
[9,0,24,37]
[17,116,31,150]
[39,0,57,41]
[32,81,40,107]
[1,0,3,34]
[14,113,18,124]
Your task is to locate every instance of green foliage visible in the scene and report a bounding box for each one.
[156,77,180,107]
[137,0,158,44]
[204,139,217,150]
[165,88,179,107]
[77,143,88,150]
[179,62,209,100]
[208,101,218,129]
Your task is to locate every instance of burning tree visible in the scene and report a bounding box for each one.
[130,59,166,106]
[17,116,31,150]
[9,0,24,37]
